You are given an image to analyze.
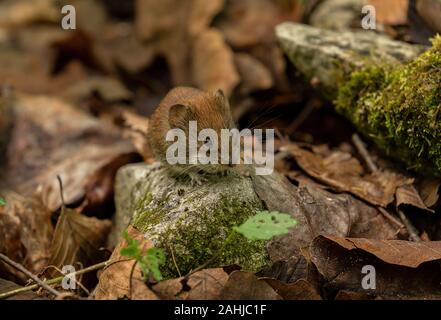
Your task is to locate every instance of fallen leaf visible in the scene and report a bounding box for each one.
[264,278,322,300]
[0,93,135,212]
[0,192,53,283]
[284,143,411,207]
[183,268,229,300]
[44,206,111,278]
[396,184,433,213]
[219,271,281,300]
[310,235,441,299]
[192,28,240,96]
[416,0,441,33]
[251,172,400,262]
[0,278,41,300]
[94,226,158,300]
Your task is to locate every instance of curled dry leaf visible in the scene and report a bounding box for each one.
[395,184,434,213]
[94,226,158,300]
[310,235,441,299]
[44,206,111,279]
[192,28,240,96]
[0,192,53,283]
[417,178,440,208]
[284,144,412,207]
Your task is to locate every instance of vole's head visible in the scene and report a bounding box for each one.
[167,89,236,173]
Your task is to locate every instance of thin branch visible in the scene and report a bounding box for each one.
[351,133,378,172]
[169,244,181,277]
[352,133,420,241]
[0,253,61,297]
[0,259,113,300]
[397,209,421,242]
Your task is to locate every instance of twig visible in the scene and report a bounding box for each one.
[128,260,137,299]
[0,253,61,298]
[0,259,113,300]
[397,209,421,242]
[351,134,378,172]
[169,244,181,277]
[351,133,420,241]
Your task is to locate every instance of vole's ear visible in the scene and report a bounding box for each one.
[215,89,231,114]
[168,104,194,128]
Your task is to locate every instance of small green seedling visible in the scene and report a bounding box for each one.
[0,198,5,206]
[233,211,297,240]
[120,230,166,282]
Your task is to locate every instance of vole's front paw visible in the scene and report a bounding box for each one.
[188,172,207,186]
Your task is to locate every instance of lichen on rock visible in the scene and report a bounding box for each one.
[335,36,441,176]
[112,163,269,279]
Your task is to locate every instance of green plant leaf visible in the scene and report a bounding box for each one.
[119,230,165,282]
[0,198,5,206]
[142,247,166,281]
[233,211,297,240]
[120,230,142,260]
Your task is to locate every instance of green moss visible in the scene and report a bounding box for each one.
[133,187,269,279]
[336,36,441,176]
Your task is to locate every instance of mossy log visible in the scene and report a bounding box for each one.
[277,22,441,177]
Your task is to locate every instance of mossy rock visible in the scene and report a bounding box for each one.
[277,23,441,177]
[112,163,269,279]
[336,36,441,176]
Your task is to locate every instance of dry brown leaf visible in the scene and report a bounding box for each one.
[215,0,281,48]
[251,172,400,263]
[264,278,322,300]
[234,53,273,95]
[0,192,53,283]
[417,178,440,208]
[61,76,132,103]
[0,93,135,212]
[310,235,441,299]
[0,0,58,28]
[285,144,412,207]
[183,268,229,300]
[136,0,225,85]
[368,0,409,25]
[219,271,281,300]
[44,206,111,278]
[319,236,441,268]
[396,184,433,213]
[121,110,153,162]
[192,28,240,96]
[94,226,158,300]
[0,278,41,300]
[416,0,441,32]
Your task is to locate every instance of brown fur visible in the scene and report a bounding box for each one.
[148,87,236,176]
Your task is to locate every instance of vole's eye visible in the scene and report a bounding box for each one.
[204,137,211,145]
